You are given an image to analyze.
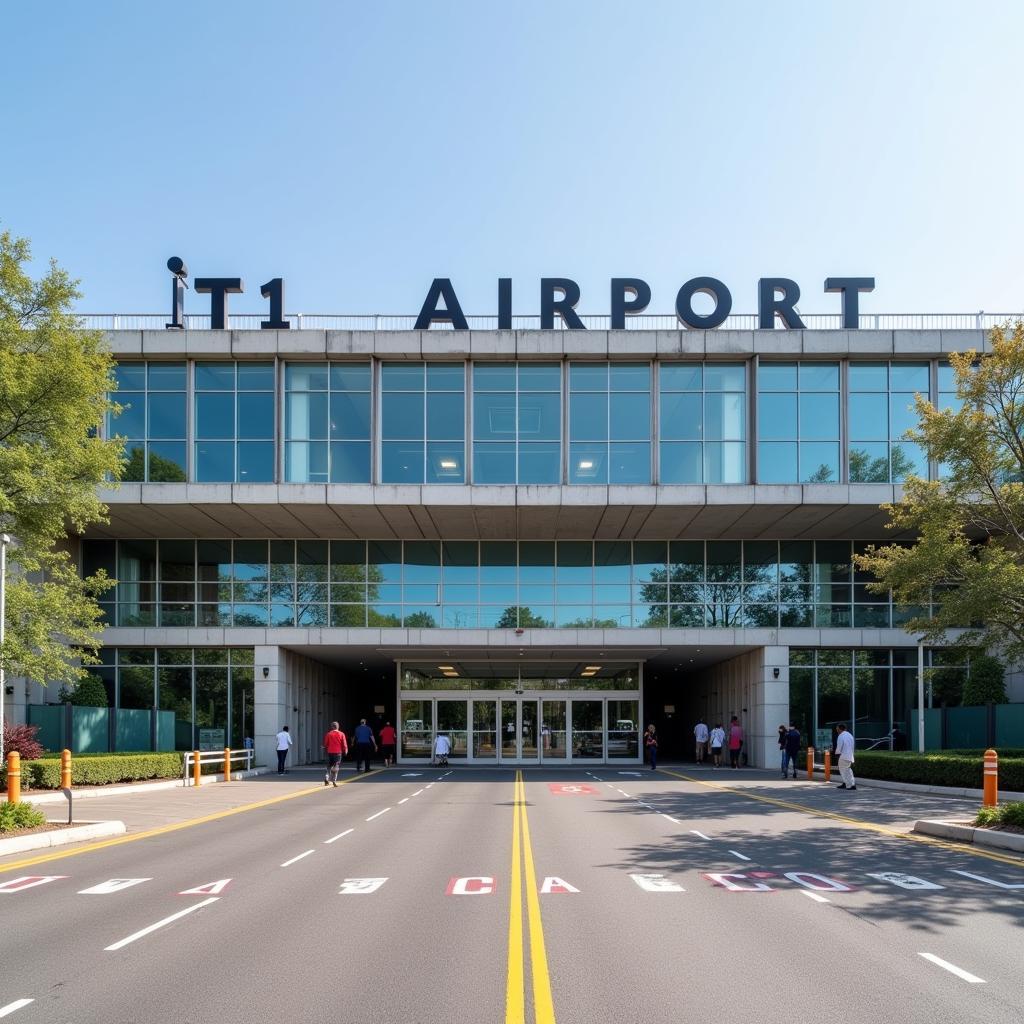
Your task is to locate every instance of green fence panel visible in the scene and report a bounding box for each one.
[72,706,110,753]
[906,709,942,750]
[995,704,1024,748]
[116,709,152,752]
[947,706,989,748]
[175,720,194,751]
[27,705,65,752]
[156,711,177,751]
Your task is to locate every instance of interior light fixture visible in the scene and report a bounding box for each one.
[437,665,454,671]
[578,460,594,470]
[584,665,601,671]
[439,459,457,469]
[443,671,459,677]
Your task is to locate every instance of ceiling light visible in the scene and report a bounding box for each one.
[437,665,454,671]
[440,459,457,469]
[584,665,601,671]
[443,671,459,677]
[578,460,594,470]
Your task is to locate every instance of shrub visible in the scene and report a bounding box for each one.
[974,801,1024,829]
[0,800,46,832]
[0,752,184,789]
[1,722,44,760]
[962,655,1008,705]
[58,673,109,707]
[854,750,1024,792]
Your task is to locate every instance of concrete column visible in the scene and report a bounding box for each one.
[755,645,790,771]
[254,645,285,770]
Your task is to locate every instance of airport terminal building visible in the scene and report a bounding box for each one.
[25,303,1018,769]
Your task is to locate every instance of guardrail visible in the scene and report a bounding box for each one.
[183,748,254,787]
[75,313,1024,332]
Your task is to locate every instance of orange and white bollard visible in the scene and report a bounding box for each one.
[806,745,814,780]
[6,751,21,804]
[823,749,832,783]
[192,749,201,788]
[983,748,998,808]
[223,747,231,783]
[61,749,72,790]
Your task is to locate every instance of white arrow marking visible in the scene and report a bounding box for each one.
[78,878,151,895]
[179,878,231,895]
[105,898,219,950]
[952,869,1024,890]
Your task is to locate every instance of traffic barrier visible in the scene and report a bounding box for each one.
[60,749,72,790]
[823,749,831,783]
[223,747,231,782]
[6,751,20,804]
[193,749,201,788]
[983,748,998,807]
[806,746,814,780]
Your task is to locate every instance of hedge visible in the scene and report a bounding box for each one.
[853,750,1024,792]
[0,752,185,789]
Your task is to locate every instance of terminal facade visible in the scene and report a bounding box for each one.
[27,321,1017,769]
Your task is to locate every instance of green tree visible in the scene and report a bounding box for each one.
[495,606,552,628]
[855,322,1024,665]
[962,654,1008,705]
[0,231,122,685]
[57,673,109,707]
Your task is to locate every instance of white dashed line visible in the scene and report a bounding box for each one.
[617,789,630,797]
[366,808,391,821]
[0,1001,34,1018]
[324,829,353,844]
[104,898,219,951]
[918,953,985,984]
[398,797,409,804]
[411,789,424,796]
[729,850,751,861]
[425,783,434,789]
[661,814,682,824]
[690,830,712,840]
[280,850,315,867]
[800,890,830,904]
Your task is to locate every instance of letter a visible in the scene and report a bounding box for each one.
[414,278,468,330]
[540,876,580,894]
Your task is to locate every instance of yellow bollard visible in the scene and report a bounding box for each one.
[223,747,231,783]
[983,748,998,808]
[6,751,21,804]
[806,745,814,781]
[192,749,201,788]
[61,749,72,790]
[823,749,831,783]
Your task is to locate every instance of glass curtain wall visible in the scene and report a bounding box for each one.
[659,363,746,483]
[848,363,928,482]
[568,363,651,484]
[108,363,187,482]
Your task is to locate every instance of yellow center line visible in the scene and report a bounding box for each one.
[657,768,1024,869]
[505,770,524,1024]
[0,771,376,875]
[519,773,556,1024]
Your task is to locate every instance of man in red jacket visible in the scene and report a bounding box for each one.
[379,721,397,767]
[324,722,348,787]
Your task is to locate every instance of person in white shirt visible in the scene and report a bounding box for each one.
[433,732,452,767]
[834,722,856,790]
[694,719,709,764]
[708,723,726,768]
[275,725,293,775]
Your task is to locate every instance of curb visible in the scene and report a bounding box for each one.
[913,818,1024,853]
[20,766,272,805]
[0,819,126,857]
[809,770,1024,802]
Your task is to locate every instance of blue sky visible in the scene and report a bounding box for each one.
[1,1,1022,316]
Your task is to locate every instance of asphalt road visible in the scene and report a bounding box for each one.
[0,767,1021,1024]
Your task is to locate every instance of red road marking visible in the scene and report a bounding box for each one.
[446,876,496,895]
[0,876,67,894]
[547,783,596,796]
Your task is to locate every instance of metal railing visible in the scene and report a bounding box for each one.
[76,313,1023,332]
[182,747,254,786]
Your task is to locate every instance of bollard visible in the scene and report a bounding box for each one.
[823,749,832,783]
[61,749,72,790]
[192,749,201,788]
[223,747,231,783]
[806,745,814,780]
[983,748,998,808]
[6,751,21,804]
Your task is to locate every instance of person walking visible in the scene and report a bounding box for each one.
[352,718,377,773]
[784,724,801,779]
[709,722,725,768]
[275,724,292,775]
[835,722,857,790]
[644,724,658,770]
[778,724,788,777]
[433,730,451,767]
[728,716,744,769]
[694,719,709,765]
[379,721,397,767]
[323,721,348,786]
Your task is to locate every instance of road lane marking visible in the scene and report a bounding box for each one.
[657,768,1024,868]
[448,876,496,895]
[518,772,556,1024]
[951,869,1024,890]
[704,872,774,892]
[729,850,751,861]
[661,814,682,824]
[0,1000,33,1017]
[800,890,830,904]
[366,808,391,821]
[280,850,315,867]
[785,872,854,892]
[690,830,712,840]
[324,828,353,844]
[540,876,580,894]
[505,773,524,1024]
[0,771,371,875]
[0,876,67,893]
[867,872,943,890]
[104,898,219,951]
[398,798,409,804]
[412,789,424,796]
[78,878,151,895]
[630,873,684,893]
[918,953,985,984]
[179,878,231,895]
[339,877,388,894]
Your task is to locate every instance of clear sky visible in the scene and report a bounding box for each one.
[2,0,1022,317]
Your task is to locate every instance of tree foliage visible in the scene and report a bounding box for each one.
[57,672,109,707]
[962,655,1008,705]
[0,230,122,684]
[855,322,1024,666]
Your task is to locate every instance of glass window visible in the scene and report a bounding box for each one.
[758,362,839,483]
[285,362,370,483]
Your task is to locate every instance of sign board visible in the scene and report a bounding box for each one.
[199,729,225,751]
[663,705,675,713]
[815,729,832,752]
[374,705,385,714]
